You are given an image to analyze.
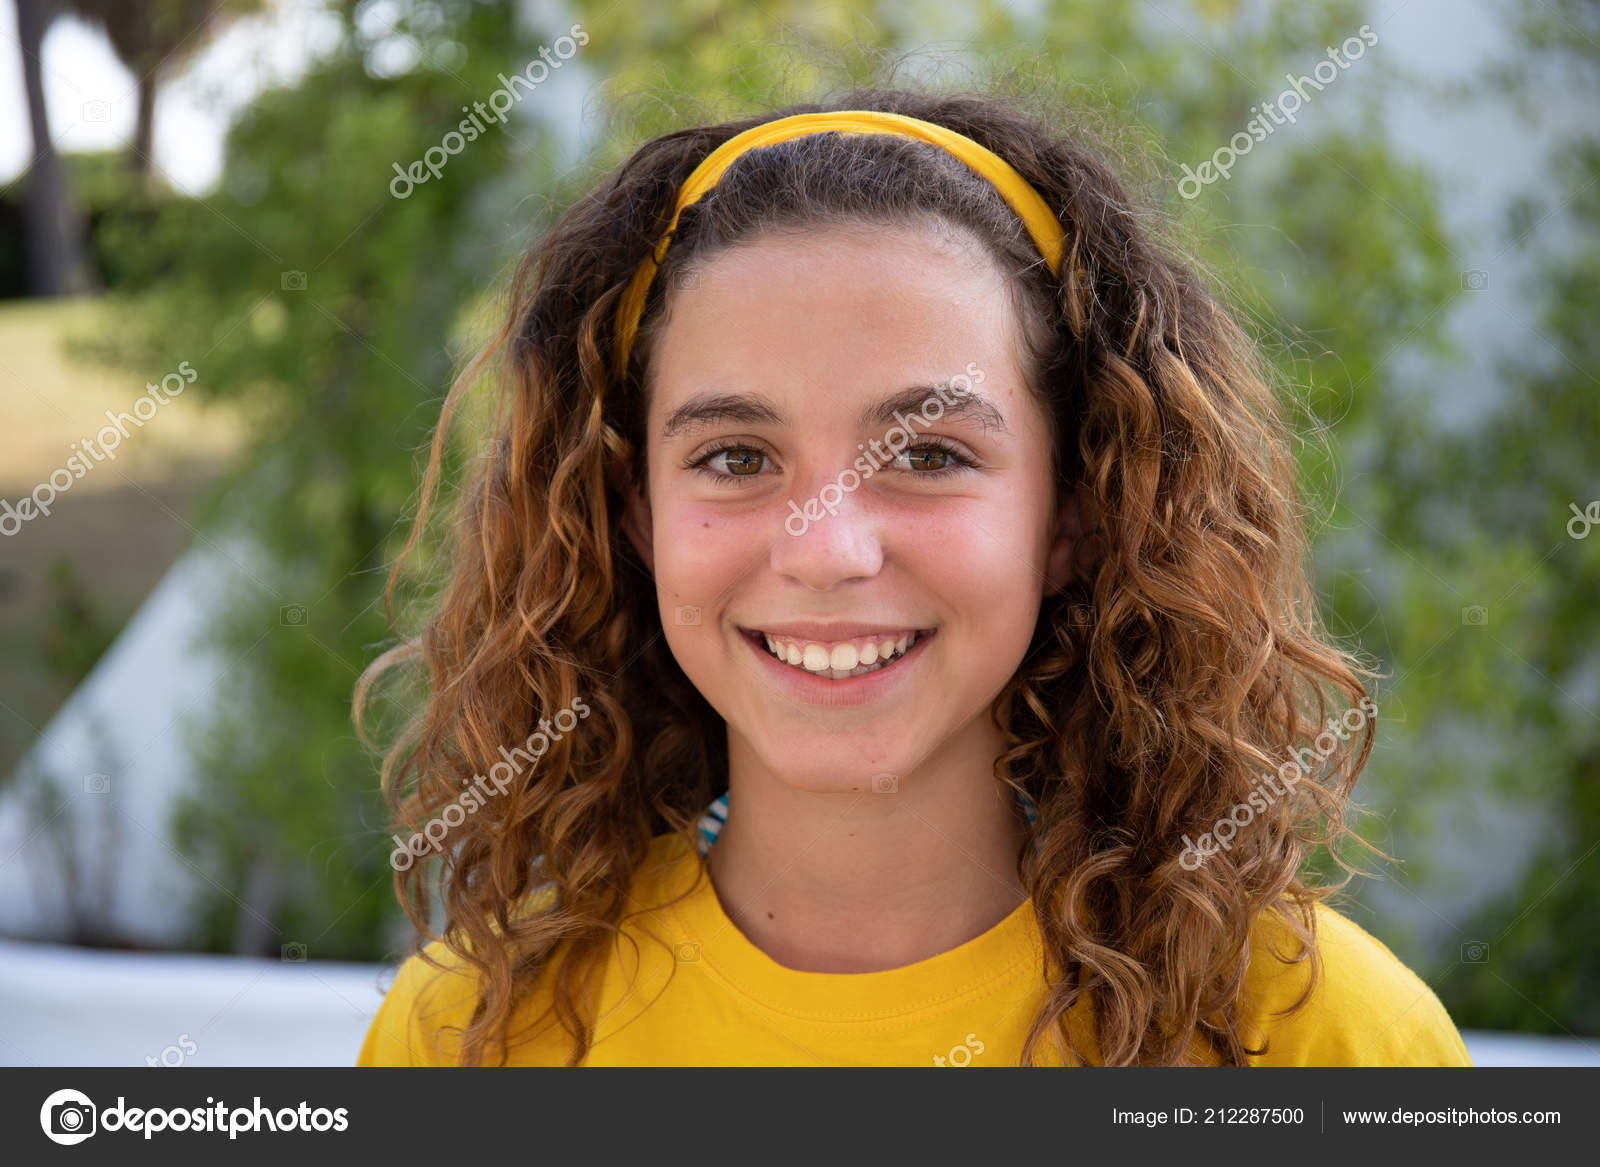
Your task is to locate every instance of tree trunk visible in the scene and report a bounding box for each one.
[133,71,156,187]
[13,0,95,296]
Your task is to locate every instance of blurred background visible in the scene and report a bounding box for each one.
[0,0,1595,1067]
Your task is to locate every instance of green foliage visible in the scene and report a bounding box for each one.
[1328,2,1600,1037]
[81,0,557,959]
[0,151,178,296]
[38,556,119,687]
[1439,131,1600,1037]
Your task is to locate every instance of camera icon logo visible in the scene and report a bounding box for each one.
[1461,605,1489,627]
[281,942,307,962]
[674,605,701,626]
[40,1088,96,1145]
[82,100,110,122]
[1460,270,1489,291]
[673,942,700,962]
[1068,603,1095,627]
[279,604,308,626]
[281,270,307,291]
[870,773,899,794]
[83,772,111,794]
[1461,940,1489,963]
[670,269,701,290]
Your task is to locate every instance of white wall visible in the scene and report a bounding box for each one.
[0,939,387,1068]
[0,541,261,947]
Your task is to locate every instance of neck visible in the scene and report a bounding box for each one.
[707,723,1030,973]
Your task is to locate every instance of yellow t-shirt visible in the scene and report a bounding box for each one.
[356,830,1472,1067]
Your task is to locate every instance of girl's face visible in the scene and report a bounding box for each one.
[618,221,1084,794]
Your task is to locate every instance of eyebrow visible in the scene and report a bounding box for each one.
[659,385,1011,441]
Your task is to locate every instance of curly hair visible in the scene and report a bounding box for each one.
[354,85,1384,1067]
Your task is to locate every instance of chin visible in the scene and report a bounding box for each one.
[746,743,913,796]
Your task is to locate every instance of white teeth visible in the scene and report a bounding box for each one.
[757,630,922,679]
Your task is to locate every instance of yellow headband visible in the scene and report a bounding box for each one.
[612,109,1067,371]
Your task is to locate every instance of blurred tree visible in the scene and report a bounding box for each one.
[10,0,95,295]
[13,719,128,947]
[1433,0,1600,1037]
[38,557,118,685]
[77,0,565,959]
[5,0,261,298]
[64,0,264,188]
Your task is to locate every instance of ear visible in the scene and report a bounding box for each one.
[1044,481,1099,595]
[607,457,655,575]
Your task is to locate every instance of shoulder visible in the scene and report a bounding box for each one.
[1240,898,1472,1066]
[356,883,564,1067]
[355,938,479,1066]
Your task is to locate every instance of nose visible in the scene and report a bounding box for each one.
[770,467,885,589]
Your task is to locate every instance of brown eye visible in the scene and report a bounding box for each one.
[903,446,952,472]
[721,449,764,475]
[894,440,976,479]
[688,443,774,484]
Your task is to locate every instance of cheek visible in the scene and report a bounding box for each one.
[651,500,770,612]
[900,498,1049,631]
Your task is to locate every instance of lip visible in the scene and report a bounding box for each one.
[739,626,935,707]
[736,622,934,644]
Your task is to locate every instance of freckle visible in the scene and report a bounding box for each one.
[766,911,774,919]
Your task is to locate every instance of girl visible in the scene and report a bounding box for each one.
[354,88,1471,1067]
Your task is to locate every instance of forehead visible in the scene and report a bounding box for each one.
[645,224,1033,432]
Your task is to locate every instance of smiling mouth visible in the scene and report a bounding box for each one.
[739,628,934,680]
